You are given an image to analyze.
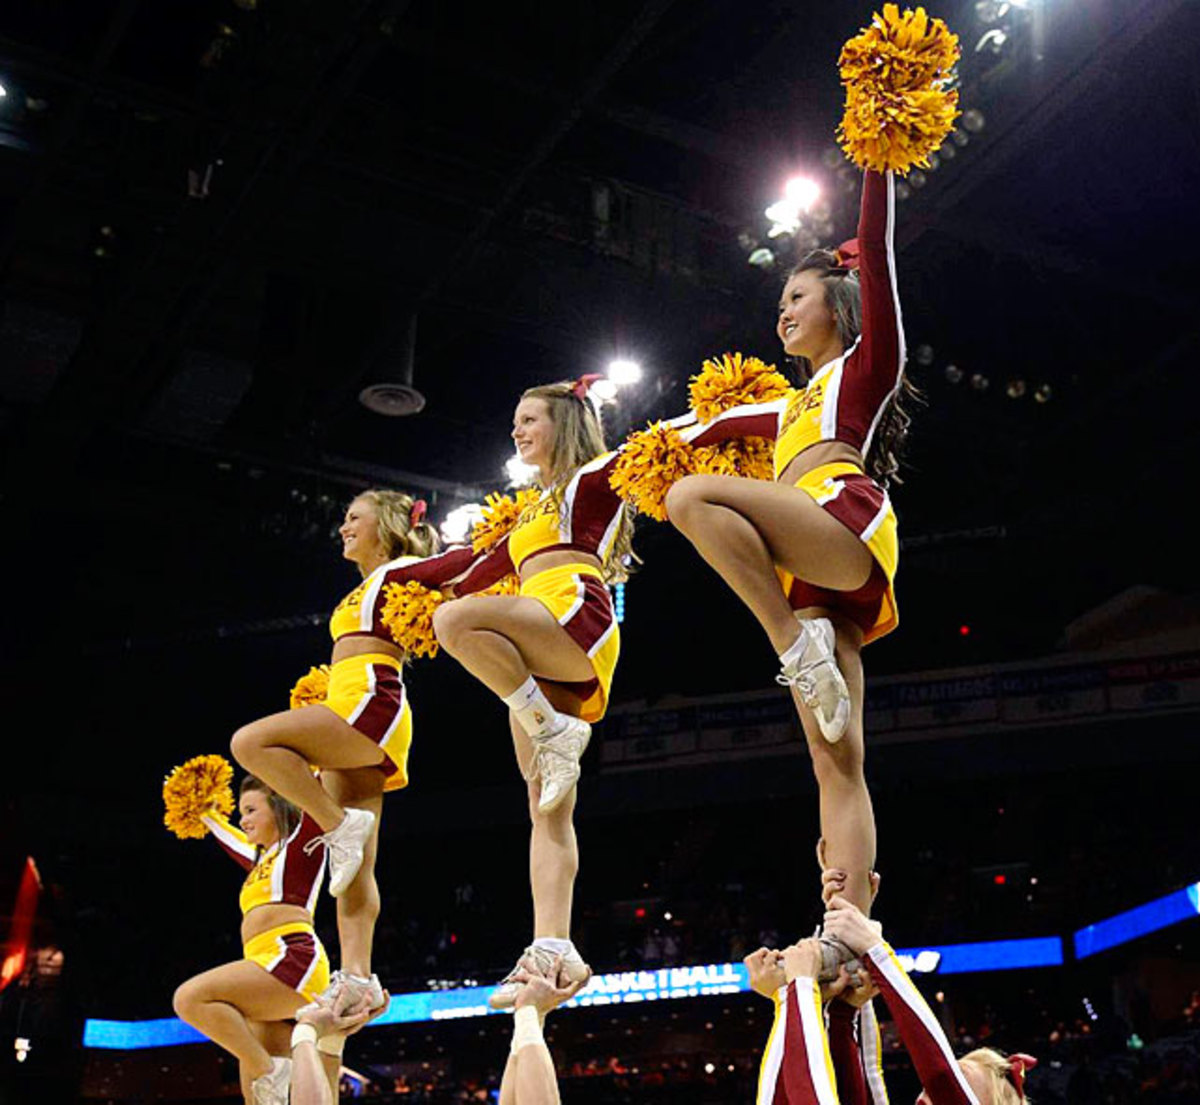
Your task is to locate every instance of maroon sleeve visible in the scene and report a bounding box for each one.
[864,946,978,1105]
[381,540,515,595]
[678,401,785,449]
[848,171,903,396]
[828,1002,869,1105]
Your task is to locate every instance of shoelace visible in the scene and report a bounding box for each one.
[302,834,327,858]
[775,663,819,701]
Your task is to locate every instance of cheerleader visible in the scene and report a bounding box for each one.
[230,490,439,1013]
[171,774,331,1105]
[370,376,630,1005]
[825,893,1041,1105]
[663,166,912,950]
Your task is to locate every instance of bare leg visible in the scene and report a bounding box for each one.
[173,961,306,1079]
[433,595,595,698]
[322,767,386,977]
[795,612,875,913]
[231,706,386,831]
[238,1020,292,1104]
[511,705,579,938]
[665,474,873,655]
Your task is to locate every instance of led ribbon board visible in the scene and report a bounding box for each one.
[1073,881,1200,959]
[83,940,1060,1049]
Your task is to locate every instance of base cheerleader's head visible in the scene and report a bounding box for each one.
[950,1048,1038,1105]
[239,775,301,850]
[347,489,441,569]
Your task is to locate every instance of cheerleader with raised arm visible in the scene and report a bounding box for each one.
[660,5,958,970]
[167,765,331,1105]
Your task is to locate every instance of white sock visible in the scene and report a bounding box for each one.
[502,677,562,738]
[532,936,575,956]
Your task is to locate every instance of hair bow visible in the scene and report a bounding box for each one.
[572,373,605,400]
[833,238,861,270]
[1006,1053,1038,1099]
[409,499,427,526]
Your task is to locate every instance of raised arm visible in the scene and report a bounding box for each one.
[862,943,978,1105]
[849,170,905,403]
[200,811,256,871]
[828,1001,869,1105]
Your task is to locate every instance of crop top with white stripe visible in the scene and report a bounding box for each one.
[673,171,905,480]
[345,451,625,597]
[202,810,326,918]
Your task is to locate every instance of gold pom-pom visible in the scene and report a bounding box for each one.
[472,488,542,553]
[163,754,235,840]
[836,5,961,174]
[379,580,444,659]
[688,352,793,423]
[289,665,331,709]
[609,422,697,522]
[694,438,776,482]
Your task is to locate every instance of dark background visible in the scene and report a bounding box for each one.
[0,0,1198,1101]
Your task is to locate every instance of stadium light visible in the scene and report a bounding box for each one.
[505,454,539,486]
[765,176,821,236]
[607,359,643,387]
[440,503,483,545]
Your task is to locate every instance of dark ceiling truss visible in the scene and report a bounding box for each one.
[4,0,411,486]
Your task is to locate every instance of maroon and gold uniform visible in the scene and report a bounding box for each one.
[376,453,626,721]
[202,810,331,1001]
[757,943,979,1105]
[671,171,904,644]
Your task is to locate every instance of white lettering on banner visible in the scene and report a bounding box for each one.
[573,963,742,1006]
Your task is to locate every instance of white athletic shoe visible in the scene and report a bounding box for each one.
[315,968,386,1012]
[533,717,591,814]
[776,616,850,743]
[251,1056,292,1105]
[307,807,376,897]
[488,943,591,1010]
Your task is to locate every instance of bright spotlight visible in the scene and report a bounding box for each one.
[505,454,539,486]
[0,84,8,101]
[747,247,775,268]
[607,359,642,386]
[439,503,483,545]
[590,378,619,403]
[784,176,821,211]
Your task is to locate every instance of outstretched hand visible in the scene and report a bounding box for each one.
[820,964,881,1008]
[297,984,391,1039]
[511,955,591,1016]
[823,895,884,957]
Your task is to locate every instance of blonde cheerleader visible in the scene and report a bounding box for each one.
[231,490,438,1014]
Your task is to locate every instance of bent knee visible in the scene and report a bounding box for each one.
[230,725,260,764]
[664,476,706,527]
[432,600,472,650]
[172,980,199,1018]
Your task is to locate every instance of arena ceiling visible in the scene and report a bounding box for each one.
[1,0,1196,682]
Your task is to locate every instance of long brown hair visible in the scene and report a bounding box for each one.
[788,250,921,486]
[520,381,635,583]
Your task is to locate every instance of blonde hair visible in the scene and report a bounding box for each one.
[520,381,635,584]
[353,489,440,565]
[960,1048,1029,1105]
